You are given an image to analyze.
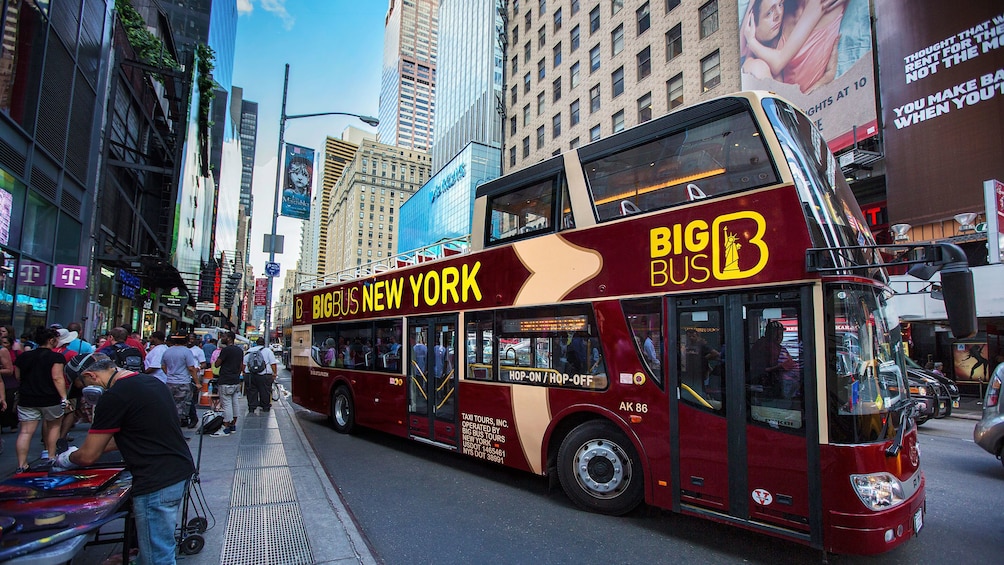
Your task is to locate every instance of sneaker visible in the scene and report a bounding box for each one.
[15,465,28,474]
[247,409,256,416]
[226,426,236,434]
[210,428,231,437]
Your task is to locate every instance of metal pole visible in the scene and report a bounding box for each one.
[264,64,289,344]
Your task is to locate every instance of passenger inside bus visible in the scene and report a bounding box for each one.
[748,319,803,427]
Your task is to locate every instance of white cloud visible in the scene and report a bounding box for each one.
[260,0,296,30]
[238,0,295,30]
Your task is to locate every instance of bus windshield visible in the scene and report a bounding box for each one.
[826,283,910,444]
[761,98,884,280]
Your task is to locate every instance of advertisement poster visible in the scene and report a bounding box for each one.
[874,1,1004,225]
[953,342,991,382]
[280,143,315,220]
[738,0,877,152]
[253,277,268,306]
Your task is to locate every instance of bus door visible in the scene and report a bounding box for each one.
[670,289,818,540]
[407,316,459,447]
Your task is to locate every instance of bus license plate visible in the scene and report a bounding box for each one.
[913,509,924,534]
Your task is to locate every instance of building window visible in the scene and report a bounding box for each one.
[612,66,624,97]
[612,110,625,133]
[590,44,601,72]
[637,2,651,34]
[524,72,531,93]
[666,0,680,13]
[539,0,546,14]
[510,146,517,167]
[553,42,562,67]
[571,24,580,51]
[612,0,624,14]
[552,113,561,138]
[510,116,517,135]
[612,24,624,56]
[590,124,601,141]
[637,47,651,80]
[570,99,580,125]
[571,0,580,15]
[512,55,518,75]
[553,78,562,102]
[524,41,531,63]
[699,0,719,39]
[536,125,545,148]
[534,91,543,116]
[666,23,682,61]
[701,50,721,91]
[538,58,546,80]
[570,61,580,88]
[570,137,580,149]
[589,84,601,112]
[668,72,684,108]
[523,136,530,157]
[538,25,546,48]
[513,24,519,45]
[523,104,531,125]
[525,10,531,28]
[554,7,562,31]
[637,92,652,123]
[589,5,600,33]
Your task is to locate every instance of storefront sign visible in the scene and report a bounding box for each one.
[17,261,48,286]
[163,287,188,309]
[53,264,88,289]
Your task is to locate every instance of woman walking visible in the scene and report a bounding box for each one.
[0,335,17,433]
[13,327,68,473]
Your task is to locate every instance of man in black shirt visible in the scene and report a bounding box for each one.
[59,353,195,565]
[212,331,244,436]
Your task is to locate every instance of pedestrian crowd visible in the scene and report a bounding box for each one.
[0,320,278,564]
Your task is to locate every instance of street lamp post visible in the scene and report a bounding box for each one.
[264,63,378,344]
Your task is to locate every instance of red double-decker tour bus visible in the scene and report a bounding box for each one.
[290,92,975,555]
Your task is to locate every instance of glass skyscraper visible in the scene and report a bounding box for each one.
[378,0,439,151]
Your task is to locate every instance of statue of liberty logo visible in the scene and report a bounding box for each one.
[722,226,741,274]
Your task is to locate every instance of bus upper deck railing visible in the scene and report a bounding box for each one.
[296,235,472,291]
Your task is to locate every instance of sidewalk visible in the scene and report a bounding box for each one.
[0,367,377,565]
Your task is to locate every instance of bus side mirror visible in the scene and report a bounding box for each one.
[940,267,977,339]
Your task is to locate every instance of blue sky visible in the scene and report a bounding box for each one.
[233,0,387,283]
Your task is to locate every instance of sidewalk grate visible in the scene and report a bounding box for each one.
[237,444,288,469]
[220,503,313,565]
[240,428,283,444]
[232,467,297,506]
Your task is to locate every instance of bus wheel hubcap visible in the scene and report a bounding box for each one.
[574,439,629,498]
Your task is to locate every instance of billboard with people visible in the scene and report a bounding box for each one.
[280,143,315,220]
[738,0,877,153]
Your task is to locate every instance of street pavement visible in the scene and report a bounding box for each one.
[0,372,986,564]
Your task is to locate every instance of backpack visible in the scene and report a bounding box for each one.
[246,347,267,375]
[111,342,144,372]
[199,412,224,435]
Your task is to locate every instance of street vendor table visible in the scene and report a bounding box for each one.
[0,467,132,564]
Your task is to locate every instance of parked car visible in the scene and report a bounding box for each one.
[906,357,960,414]
[974,367,1004,468]
[907,370,941,425]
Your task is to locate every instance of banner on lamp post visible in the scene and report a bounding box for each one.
[254,277,268,306]
[280,143,314,220]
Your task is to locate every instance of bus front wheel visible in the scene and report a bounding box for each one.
[557,421,643,516]
[330,386,355,434]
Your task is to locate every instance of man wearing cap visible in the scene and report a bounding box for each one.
[59,353,194,565]
[161,333,199,425]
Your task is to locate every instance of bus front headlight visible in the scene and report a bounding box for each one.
[850,473,906,510]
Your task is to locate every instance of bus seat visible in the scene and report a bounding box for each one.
[620,200,642,216]
[687,183,707,201]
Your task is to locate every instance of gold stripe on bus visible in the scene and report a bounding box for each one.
[511,385,551,474]
[512,236,602,305]
[591,168,726,206]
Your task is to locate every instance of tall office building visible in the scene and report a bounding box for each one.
[238,98,258,210]
[316,132,367,275]
[378,0,439,151]
[327,139,432,274]
[430,0,505,172]
[506,0,740,170]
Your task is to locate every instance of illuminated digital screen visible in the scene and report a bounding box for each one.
[501,315,589,334]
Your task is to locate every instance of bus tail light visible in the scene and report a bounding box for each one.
[987,377,1001,408]
[849,473,906,511]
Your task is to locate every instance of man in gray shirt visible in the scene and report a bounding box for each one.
[161,333,199,425]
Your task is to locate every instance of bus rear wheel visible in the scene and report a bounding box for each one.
[330,386,355,434]
[557,421,643,516]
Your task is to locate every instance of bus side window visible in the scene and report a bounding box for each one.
[747,310,804,431]
[622,298,663,386]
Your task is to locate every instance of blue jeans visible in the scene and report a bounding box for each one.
[132,478,187,564]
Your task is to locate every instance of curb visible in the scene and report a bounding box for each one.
[284,394,379,565]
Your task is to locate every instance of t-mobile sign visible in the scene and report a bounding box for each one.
[54,264,88,289]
